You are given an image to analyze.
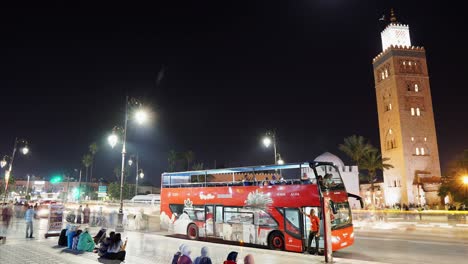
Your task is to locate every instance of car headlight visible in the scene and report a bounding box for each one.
[38,209,48,216]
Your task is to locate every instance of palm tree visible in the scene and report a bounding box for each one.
[185,150,195,170]
[192,163,204,171]
[82,154,93,197]
[89,142,99,183]
[339,135,376,166]
[168,150,178,172]
[360,150,394,208]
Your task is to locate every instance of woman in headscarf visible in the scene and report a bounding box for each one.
[223,251,238,264]
[194,246,212,264]
[177,244,193,264]
[77,227,95,252]
[172,244,186,264]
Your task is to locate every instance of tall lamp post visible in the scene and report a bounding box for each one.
[262,131,284,165]
[128,154,144,196]
[108,96,149,232]
[1,138,29,203]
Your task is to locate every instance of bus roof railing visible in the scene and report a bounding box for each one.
[162,161,335,177]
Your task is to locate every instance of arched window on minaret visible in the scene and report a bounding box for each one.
[385,128,397,150]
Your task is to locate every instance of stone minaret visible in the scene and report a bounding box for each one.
[372,10,441,207]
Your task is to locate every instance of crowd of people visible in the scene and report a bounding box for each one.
[172,244,255,264]
[59,226,127,261]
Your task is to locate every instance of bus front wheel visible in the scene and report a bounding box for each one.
[187,224,199,240]
[268,231,284,250]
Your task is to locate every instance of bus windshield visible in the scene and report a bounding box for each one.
[331,202,352,230]
[314,164,346,191]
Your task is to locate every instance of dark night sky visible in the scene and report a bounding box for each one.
[1,1,467,186]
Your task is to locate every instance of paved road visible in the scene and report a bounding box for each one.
[335,228,468,264]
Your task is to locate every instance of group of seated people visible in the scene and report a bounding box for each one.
[62,227,127,261]
[242,174,287,186]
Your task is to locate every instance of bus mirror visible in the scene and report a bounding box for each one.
[347,193,364,209]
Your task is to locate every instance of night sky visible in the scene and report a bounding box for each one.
[1,1,467,186]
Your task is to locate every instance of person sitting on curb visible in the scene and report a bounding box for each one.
[77,227,95,252]
[102,233,127,261]
[72,229,82,250]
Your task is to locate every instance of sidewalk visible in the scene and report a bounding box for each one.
[1,218,388,264]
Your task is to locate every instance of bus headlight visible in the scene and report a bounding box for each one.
[331,236,341,244]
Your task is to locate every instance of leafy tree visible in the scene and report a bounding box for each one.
[108,182,133,200]
[168,150,178,172]
[360,150,394,208]
[439,149,468,206]
[339,135,376,166]
[192,162,204,171]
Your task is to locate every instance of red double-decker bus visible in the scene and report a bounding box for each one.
[160,162,360,253]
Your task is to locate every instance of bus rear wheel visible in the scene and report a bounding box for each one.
[187,224,199,240]
[268,232,284,250]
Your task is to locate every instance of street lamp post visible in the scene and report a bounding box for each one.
[2,138,29,203]
[108,96,148,232]
[129,153,143,196]
[263,131,284,165]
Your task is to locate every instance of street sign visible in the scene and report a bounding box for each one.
[98,185,107,198]
[45,204,64,238]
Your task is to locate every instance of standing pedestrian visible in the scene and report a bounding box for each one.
[76,205,83,224]
[25,205,35,238]
[300,208,320,255]
[83,204,90,224]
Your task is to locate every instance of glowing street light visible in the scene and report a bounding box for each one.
[139,170,144,178]
[262,137,272,148]
[128,158,133,166]
[277,157,285,165]
[262,131,279,164]
[22,146,29,155]
[135,109,149,125]
[0,157,6,168]
[108,133,118,148]
[463,175,468,185]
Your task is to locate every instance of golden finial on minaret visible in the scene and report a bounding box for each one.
[390,8,397,23]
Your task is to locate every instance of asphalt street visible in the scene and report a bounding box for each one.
[335,229,468,264]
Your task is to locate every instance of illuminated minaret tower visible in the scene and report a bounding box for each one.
[372,10,441,206]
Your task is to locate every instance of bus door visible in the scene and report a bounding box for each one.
[302,207,323,252]
[205,205,214,236]
[283,208,304,252]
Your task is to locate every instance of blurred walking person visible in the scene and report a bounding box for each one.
[83,204,90,224]
[25,205,35,238]
[76,205,83,224]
